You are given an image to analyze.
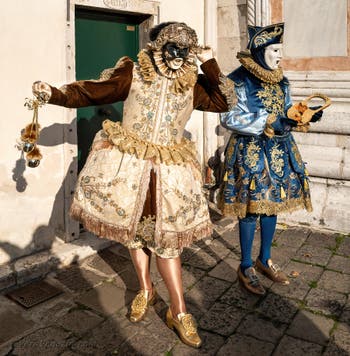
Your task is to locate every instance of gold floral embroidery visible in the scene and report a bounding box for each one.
[244,139,261,171]
[257,83,285,116]
[78,175,127,217]
[136,215,156,242]
[159,92,191,145]
[130,64,192,146]
[270,143,284,177]
[164,189,203,226]
[132,68,161,141]
[253,26,283,47]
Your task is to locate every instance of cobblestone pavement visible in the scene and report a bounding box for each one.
[0,210,349,356]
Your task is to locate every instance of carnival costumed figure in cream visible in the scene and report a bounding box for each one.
[32,22,232,348]
[219,23,324,295]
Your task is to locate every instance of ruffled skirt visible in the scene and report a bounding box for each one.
[70,122,212,255]
[219,132,312,218]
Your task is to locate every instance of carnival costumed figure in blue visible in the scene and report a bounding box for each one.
[219,23,323,295]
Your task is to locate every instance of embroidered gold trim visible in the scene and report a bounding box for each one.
[219,74,237,109]
[220,196,312,219]
[253,26,283,48]
[237,51,283,84]
[70,201,212,249]
[264,114,276,138]
[102,120,198,166]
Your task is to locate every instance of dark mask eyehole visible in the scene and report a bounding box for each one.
[163,43,189,59]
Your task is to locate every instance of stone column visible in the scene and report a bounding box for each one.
[203,0,220,182]
[247,0,270,26]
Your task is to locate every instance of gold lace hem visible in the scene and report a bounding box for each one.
[220,196,312,219]
[70,202,213,249]
[102,120,199,166]
[237,51,283,84]
[70,202,130,244]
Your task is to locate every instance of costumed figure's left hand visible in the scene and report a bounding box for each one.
[196,46,214,63]
[309,106,323,122]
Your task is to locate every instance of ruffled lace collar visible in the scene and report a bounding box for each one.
[137,50,197,94]
[237,51,283,84]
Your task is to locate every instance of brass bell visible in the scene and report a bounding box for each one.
[22,141,35,153]
[27,159,40,168]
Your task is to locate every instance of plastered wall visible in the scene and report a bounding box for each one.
[0,0,211,264]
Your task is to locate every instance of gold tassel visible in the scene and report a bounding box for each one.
[304,168,309,176]
[223,171,228,182]
[250,177,256,190]
[304,179,309,190]
[280,186,286,199]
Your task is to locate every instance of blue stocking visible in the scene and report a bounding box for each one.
[239,214,258,273]
[258,214,277,266]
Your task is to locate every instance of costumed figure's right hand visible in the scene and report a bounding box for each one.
[32,81,51,102]
[196,46,214,63]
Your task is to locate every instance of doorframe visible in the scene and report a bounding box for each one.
[62,0,159,242]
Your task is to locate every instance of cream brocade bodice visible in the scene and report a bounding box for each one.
[121,64,194,146]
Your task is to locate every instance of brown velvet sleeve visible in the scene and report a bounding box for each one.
[193,58,229,113]
[48,56,134,108]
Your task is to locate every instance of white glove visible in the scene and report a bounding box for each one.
[196,46,214,63]
[32,81,52,102]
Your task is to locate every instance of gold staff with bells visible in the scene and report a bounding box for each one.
[20,89,48,167]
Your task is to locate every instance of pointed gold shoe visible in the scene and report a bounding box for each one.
[166,308,202,348]
[130,289,157,323]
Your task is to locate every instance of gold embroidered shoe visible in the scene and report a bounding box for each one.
[130,288,157,323]
[166,308,202,348]
[237,266,266,295]
[255,258,290,285]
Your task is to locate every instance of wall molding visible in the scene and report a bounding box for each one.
[285,71,350,103]
[62,0,159,242]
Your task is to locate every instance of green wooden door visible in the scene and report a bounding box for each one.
[75,9,139,171]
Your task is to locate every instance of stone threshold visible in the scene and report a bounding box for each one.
[0,232,113,293]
